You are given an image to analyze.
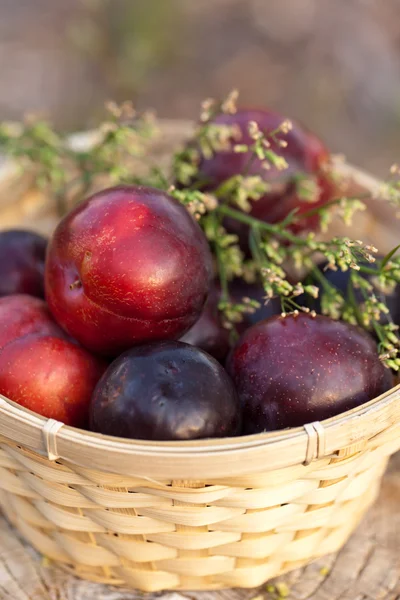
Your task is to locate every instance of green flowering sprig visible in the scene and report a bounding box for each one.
[213,175,270,212]
[234,119,291,172]
[168,187,218,220]
[0,101,157,215]
[0,117,71,215]
[172,90,241,186]
[183,95,400,365]
[304,250,400,369]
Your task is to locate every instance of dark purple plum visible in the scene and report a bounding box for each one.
[227,313,393,433]
[0,229,47,298]
[90,341,242,441]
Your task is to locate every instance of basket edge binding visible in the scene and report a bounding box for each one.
[0,384,398,480]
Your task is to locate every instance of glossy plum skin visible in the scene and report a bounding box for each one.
[0,229,47,298]
[0,294,67,350]
[90,341,242,441]
[0,295,106,425]
[304,259,400,325]
[194,109,334,241]
[45,186,213,356]
[0,335,106,427]
[227,313,393,433]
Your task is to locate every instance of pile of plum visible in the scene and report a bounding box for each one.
[0,109,395,441]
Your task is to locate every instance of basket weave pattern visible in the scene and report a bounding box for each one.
[0,418,398,592]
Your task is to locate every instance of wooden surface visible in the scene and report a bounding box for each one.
[0,453,398,600]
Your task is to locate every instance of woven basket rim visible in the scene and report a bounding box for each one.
[0,382,399,479]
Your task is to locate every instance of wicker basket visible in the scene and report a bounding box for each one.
[0,122,399,592]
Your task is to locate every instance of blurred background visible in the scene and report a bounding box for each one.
[0,0,399,176]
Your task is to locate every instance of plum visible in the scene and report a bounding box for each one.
[0,229,47,298]
[0,334,107,427]
[0,294,67,350]
[191,109,334,245]
[45,185,213,356]
[90,341,241,441]
[227,313,393,433]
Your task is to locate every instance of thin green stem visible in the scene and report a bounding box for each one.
[212,216,229,303]
[284,297,304,311]
[249,226,264,264]
[348,271,364,326]
[308,263,337,293]
[242,152,257,177]
[373,321,385,345]
[358,265,379,275]
[293,197,348,221]
[358,263,400,277]
[275,192,372,229]
[217,205,306,245]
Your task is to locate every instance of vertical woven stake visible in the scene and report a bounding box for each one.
[303,422,326,465]
[170,480,211,589]
[42,419,64,461]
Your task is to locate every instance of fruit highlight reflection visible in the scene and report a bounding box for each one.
[227,313,393,433]
[45,185,213,356]
[90,341,241,441]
